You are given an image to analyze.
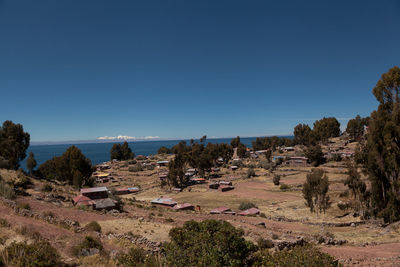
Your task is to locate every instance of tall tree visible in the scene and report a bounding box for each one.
[313,117,340,142]
[38,146,93,188]
[346,115,369,140]
[110,143,122,161]
[304,145,325,166]
[302,168,330,214]
[293,123,314,146]
[362,66,400,222]
[26,152,37,175]
[121,141,134,160]
[0,120,30,170]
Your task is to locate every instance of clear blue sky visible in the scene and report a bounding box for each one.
[0,0,399,142]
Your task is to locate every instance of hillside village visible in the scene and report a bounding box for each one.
[1,132,400,266]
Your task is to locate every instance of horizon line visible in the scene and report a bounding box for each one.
[30,133,294,146]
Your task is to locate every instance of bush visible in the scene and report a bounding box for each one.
[128,159,137,165]
[128,164,143,172]
[252,244,341,267]
[17,203,31,210]
[0,218,10,228]
[43,211,55,218]
[71,236,103,257]
[247,167,256,178]
[116,247,146,266]
[272,233,279,240]
[164,220,256,266]
[0,241,63,267]
[146,164,155,171]
[0,180,15,200]
[339,190,349,198]
[165,218,174,222]
[280,184,290,191]
[273,174,281,185]
[41,183,53,192]
[257,237,274,249]
[239,202,257,211]
[85,221,102,233]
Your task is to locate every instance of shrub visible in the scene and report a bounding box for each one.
[280,184,290,191]
[128,159,137,165]
[0,241,63,267]
[128,164,143,172]
[85,221,102,233]
[43,211,55,218]
[146,164,155,171]
[273,174,281,185]
[339,190,349,198]
[272,233,279,240]
[252,244,341,267]
[41,183,53,192]
[239,202,257,211]
[116,247,146,266]
[257,237,274,249]
[165,218,174,223]
[17,203,31,210]
[164,220,256,266]
[0,180,15,200]
[0,218,10,228]
[71,236,103,256]
[247,167,256,178]
[302,168,331,214]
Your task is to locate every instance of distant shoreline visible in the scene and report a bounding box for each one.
[30,134,293,146]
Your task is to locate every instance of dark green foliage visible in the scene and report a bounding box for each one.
[41,183,53,192]
[304,145,325,166]
[0,218,10,228]
[164,219,256,267]
[280,184,290,191]
[0,179,16,200]
[239,201,257,210]
[26,152,37,175]
[302,169,330,214]
[362,66,400,223]
[157,146,171,154]
[237,143,247,158]
[313,117,341,142]
[110,142,134,161]
[38,146,93,188]
[293,123,315,146]
[17,203,31,210]
[85,221,102,232]
[256,237,274,249]
[128,164,143,172]
[273,174,281,185]
[167,152,187,188]
[251,244,341,267]
[1,241,63,267]
[346,115,369,140]
[71,236,103,256]
[247,167,256,178]
[230,136,241,148]
[0,120,30,170]
[252,136,294,151]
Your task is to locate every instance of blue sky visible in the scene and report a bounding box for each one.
[0,0,399,142]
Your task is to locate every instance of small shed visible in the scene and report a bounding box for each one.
[151,197,177,207]
[210,207,236,215]
[238,208,260,216]
[173,203,195,211]
[219,181,232,186]
[157,160,169,167]
[81,187,108,200]
[94,198,118,211]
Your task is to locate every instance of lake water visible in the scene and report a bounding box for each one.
[21,136,292,170]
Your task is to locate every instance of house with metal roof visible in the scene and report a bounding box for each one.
[151,197,177,207]
[238,208,260,216]
[210,207,235,215]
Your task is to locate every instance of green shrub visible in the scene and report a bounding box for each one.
[280,184,290,191]
[84,221,102,233]
[128,159,137,165]
[257,237,274,249]
[17,203,31,210]
[252,244,341,267]
[339,190,349,198]
[247,167,256,178]
[0,180,15,200]
[239,202,257,211]
[0,218,10,228]
[146,164,155,171]
[128,164,143,172]
[273,174,281,185]
[165,218,174,223]
[71,236,103,256]
[41,183,53,192]
[0,241,63,267]
[272,233,279,240]
[164,220,256,266]
[116,247,146,266]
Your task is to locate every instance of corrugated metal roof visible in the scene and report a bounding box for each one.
[173,203,195,210]
[210,207,231,214]
[238,208,260,216]
[73,195,95,206]
[81,187,108,194]
[151,197,177,206]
